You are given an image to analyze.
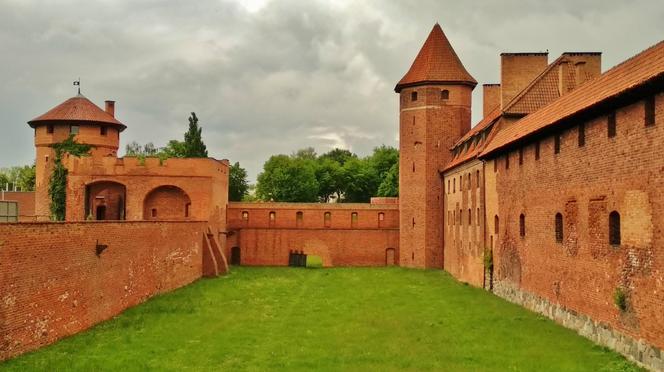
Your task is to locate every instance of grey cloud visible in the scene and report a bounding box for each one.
[0,0,662,181]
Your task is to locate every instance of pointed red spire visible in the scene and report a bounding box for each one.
[395,24,476,92]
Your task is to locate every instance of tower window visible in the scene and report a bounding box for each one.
[554,135,561,154]
[609,211,621,246]
[468,208,472,225]
[412,217,415,227]
[518,148,523,165]
[535,141,540,160]
[505,154,510,169]
[519,214,526,237]
[476,208,480,225]
[493,159,497,172]
[494,215,499,235]
[555,213,563,243]
[453,179,456,193]
[441,90,449,100]
[476,170,480,188]
[645,96,655,126]
[70,125,79,135]
[608,112,617,137]
[412,162,415,173]
[453,210,456,225]
[47,124,54,134]
[101,126,108,136]
[459,209,463,225]
[578,123,585,147]
[411,91,418,101]
[447,179,450,193]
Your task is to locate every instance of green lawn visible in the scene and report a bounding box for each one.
[2,267,640,371]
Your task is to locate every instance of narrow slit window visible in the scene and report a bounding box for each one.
[494,215,499,235]
[519,214,526,237]
[578,123,585,147]
[476,170,480,188]
[468,208,472,225]
[609,211,621,246]
[555,213,563,243]
[324,212,332,227]
[151,208,157,218]
[608,112,617,137]
[505,154,510,169]
[101,126,108,136]
[645,96,655,126]
[411,91,418,101]
[47,124,54,134]
[476,208,480,225]
[351,212,358,226]
[296,211,303,222]
[554,135,561,154]
[518,148,523,165]
[441,90,449,100]
[535,141,540,160]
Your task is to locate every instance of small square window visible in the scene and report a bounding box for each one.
[70,125,79,135]
[47,125,54,134]
[411,91,418,101]
[101,126,108,136]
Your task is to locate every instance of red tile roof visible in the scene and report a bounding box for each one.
[395,24,476,92]
[28,94,126,130]
[481,40,664,157]
[443,106,501,171]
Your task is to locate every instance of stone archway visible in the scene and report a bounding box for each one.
[143,185,192,220]
[85,181,126,220]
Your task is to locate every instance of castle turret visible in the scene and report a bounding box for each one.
[396,24,476,268]
[28,94,126,220]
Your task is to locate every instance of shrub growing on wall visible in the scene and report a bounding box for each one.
[613,287,628,312]
[48,135,92,221]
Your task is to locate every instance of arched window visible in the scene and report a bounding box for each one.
[296,211,303,226]
[519,214,526,237]
[494,215,499,235]
[609,211,621,246]
[555,213,563,243]
[351,212,359,227]
[269,211,276,225]
[378,212,385,221]
[441,90,449,100]
[411,91,418,101]
[324,212,331,227]
[242,211,249,220]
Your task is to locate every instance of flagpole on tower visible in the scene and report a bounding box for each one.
[74,78,81,95]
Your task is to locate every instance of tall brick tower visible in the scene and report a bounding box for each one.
[395,24,476,268]
[28,94,126,220]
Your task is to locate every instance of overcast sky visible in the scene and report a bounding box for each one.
[1,0,662,181]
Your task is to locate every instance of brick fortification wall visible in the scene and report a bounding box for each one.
[0,221,206,361]
[227,201,399,267]
[1,192,36,221]
[484,93,664,368]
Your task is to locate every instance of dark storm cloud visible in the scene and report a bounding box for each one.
[1,0,662,180]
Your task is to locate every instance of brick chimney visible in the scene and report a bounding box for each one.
[500,52,548,108]
[482,84,501,117]
[105,100,115,118]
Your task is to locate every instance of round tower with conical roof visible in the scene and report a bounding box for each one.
[28,94,126,219]
[395,24,476,268]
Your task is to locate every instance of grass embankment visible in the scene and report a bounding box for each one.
[2,267,640,371]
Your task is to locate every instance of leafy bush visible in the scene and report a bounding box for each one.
[613,287,627,312]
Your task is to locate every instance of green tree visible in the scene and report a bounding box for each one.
[341,157,380,203]
[319,148,356,166]
[0,165,36,191]
[184,112,208,158]
[377,162,399,197]
[315,158,343,202]
[49,135,92,220]
[161,140,187,158]
[368,145,399,180]
[229,162,249,201]
[256,155,318,202]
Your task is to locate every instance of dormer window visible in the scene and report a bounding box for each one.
[441,90,449,100]
[411,91,418,101]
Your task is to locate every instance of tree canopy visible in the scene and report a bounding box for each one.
[0,165,36,191]
[184,112,208,158]
[255,146,398,203]
[229,162,249,201]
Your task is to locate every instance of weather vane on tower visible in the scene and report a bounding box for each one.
[73,78,81,95]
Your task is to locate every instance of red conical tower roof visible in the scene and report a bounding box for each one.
[395,24,477,92]
[28,94,126,131]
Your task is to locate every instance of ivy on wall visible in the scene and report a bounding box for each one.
[48,135,92,221]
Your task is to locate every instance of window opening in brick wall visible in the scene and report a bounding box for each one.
[519,214,526,237]
[101,126,108,136]
[554,134,561,154]
[468,208,472,225]
[505,154,509,169]
[47,124,54,134]
[555,213,563,243]
[151,208,157,218]
[578,123,586,147]
[645,96,655,126]
[441,89,449,100]
[351,212,358,227]
[411,91,418,101]
[476,170,480,187]
[477,208,480,226]
[494,215,499,235]
[242,211,249,220]
[535,141,540,160]
[324,212,331,227]
[609,211,621,246]
[519,148,523,165]
[608,112,617,137]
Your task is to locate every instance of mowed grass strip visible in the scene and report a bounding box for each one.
[1,267,641,371]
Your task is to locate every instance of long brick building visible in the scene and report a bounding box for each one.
[1,23,663,369]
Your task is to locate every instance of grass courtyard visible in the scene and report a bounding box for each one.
[2,267,640,371]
